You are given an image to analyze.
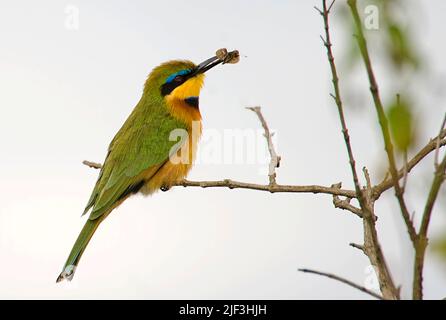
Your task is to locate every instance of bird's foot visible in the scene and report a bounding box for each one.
[160,185,170,192]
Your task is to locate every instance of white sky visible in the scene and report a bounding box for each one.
[0,0,445,299]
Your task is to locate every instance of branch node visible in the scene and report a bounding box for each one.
[331,183,363,218]
[82,160,102,169]
[349,242,365,253]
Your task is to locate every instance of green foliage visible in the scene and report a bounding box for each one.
[433,236,446,260]
[387,96,414,152]
[341,0,420,70]
[386,23,419,69]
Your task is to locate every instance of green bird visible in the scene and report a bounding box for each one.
[57,51,237,282]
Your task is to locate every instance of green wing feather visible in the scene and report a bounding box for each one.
[85,99,188,220]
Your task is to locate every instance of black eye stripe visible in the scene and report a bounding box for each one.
[161,72,191,96]
[161,81,178,96]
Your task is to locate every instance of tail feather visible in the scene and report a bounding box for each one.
[56,218,103,283]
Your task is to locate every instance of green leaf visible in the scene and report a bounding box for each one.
[387,24,419,69]
[387,97,414,152]
[433,236,446,261]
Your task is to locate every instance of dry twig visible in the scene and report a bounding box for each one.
[413,121,446,299]
[246,106,281,186]
[434,113,446,169]
[298,268,384,300]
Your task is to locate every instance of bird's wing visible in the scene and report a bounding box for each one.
[84,112,189,221]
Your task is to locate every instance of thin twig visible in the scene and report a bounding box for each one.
[347,0,417,245]
[327,0,336,12]
[413,142,446,299]
[82,160,102,169]
[317,0,363,204]
[434,113,446,170]
[349,242,365,253]
[298,268,384,300]
[246,106,281,186]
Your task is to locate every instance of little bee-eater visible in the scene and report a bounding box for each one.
[57,51,238,282]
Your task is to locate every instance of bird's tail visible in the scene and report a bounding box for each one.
[56,217,103,283]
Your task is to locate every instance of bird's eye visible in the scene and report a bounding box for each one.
[174,75,183,82]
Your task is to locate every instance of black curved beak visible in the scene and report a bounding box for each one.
[193,55,223,75]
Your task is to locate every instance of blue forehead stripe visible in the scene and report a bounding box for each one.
[166,69,190,83]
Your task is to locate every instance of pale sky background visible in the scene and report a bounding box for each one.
[0,0,445,299]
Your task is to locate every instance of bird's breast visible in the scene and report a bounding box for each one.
[141,121,202,195]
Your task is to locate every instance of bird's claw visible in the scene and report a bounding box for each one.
[160,185,170,192]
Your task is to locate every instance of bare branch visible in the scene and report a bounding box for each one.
[298,268,384,300]
[319,0,363,204]
[246,106,281,186]
[361,203,399,299]
[175,179,356,198]
[413,150,446,299]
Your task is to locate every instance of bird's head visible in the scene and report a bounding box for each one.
[144,55,224,109]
